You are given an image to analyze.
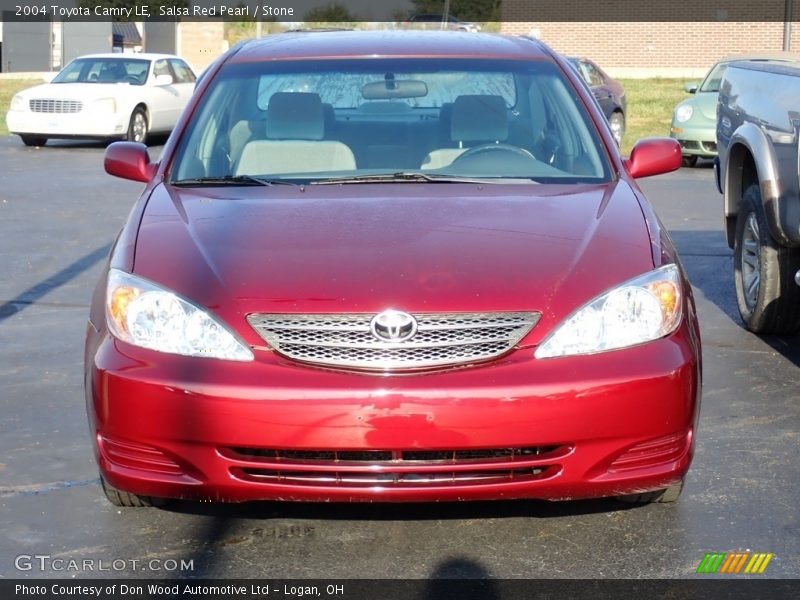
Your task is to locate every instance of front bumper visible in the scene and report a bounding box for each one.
[85,323,701,503]
[670,124,717,157]
[7,109,127,139]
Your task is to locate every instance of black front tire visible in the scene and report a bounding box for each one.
[20,135,47,147]
[681,155,698,168]
[126,107,148,144]
[100,475,167,508]
[617,479,684,505]
[733,184,800,334]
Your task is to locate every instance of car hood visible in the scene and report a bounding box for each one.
[133,181,656,344]
[16,82,135,100]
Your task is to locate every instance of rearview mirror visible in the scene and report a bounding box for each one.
[362,79,428,100]
[624,138,681,178]
[684,82,698,94]
[154,74,173,86]
[104,142,157,183]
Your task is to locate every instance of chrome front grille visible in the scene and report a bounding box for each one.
[29,99,83,113]
[247,312,540,371]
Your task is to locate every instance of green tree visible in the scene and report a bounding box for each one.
[225,20,285,45]
[407,0,500,22]
[302,3,358,26]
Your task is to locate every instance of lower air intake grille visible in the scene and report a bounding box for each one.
[222,445,567,489]
[227,446,562,462]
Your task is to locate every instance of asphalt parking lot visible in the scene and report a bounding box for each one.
[0,137,798,580]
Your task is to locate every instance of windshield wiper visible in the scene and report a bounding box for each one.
[171,175,297,187]
[311,172,494,185]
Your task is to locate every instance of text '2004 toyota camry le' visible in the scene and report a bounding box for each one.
[85,31,701,508]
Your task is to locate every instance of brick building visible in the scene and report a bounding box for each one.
[500,0,800,77]
[175,21,226,72]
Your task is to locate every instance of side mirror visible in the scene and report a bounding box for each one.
[104,142,157,183]
[154,74,173,86]
[684,82,699,94]
[624,138,681,179]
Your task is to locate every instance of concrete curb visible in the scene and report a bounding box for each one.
[604,67,708,80]
[0,72,55,82]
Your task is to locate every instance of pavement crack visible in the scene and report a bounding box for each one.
[0,300,89,309]
[704,343,779,355]
[0,478,99,498]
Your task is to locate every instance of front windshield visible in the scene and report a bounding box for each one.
[52,58,150,86]
[171,58,610,184]
[699,62,728,93]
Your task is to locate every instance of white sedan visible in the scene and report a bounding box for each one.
[6,53,196,146]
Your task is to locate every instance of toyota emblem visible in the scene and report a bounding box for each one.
[370,310,418,342]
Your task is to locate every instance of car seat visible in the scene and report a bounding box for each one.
[236,92,356,176]
[420,95,509,170]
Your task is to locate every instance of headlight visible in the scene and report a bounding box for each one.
[92,97,117,113]
[674,104,694,123]
[535,264,682,359]
[10,94,25,111]
[105,269,253,361]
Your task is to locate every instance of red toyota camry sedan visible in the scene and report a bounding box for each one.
[85,31,701,507]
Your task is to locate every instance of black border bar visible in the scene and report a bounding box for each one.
[0,1,795,22]
[4,579,800,600]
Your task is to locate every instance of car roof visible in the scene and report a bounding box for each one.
[229,31,548,63]
[716,51,800,64]
[69,53,181,61]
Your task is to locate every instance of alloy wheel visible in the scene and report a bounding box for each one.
[741,212,761,310]
[130,112,147,143]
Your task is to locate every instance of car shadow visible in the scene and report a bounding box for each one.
[43,139,111,149]
[147,496,649,579]
[23,135,169,150]
[682,158,715,169]
[0,243,111,322]
[157,495,640,521]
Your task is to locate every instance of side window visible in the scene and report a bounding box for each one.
[153,60,170,78]
[582,62,605,87]
[126,61,148,84]
[577,62,592,86]
[169,59,196,84]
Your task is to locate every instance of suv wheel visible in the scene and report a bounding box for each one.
[734,184,800,333]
